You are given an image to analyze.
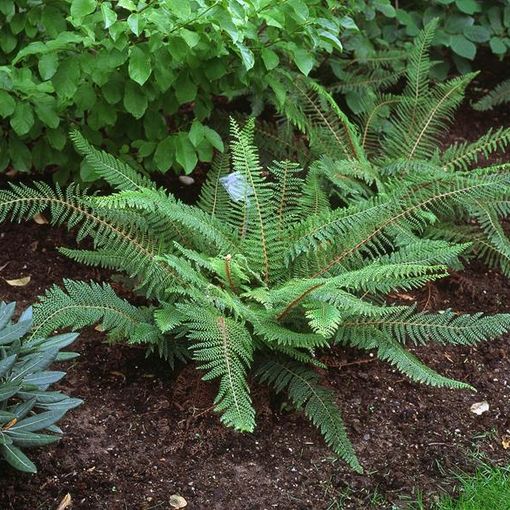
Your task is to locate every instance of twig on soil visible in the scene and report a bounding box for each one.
[330,358,377,369]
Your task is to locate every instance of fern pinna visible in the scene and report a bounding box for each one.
[1,120,510,472]
[279,20,510,278]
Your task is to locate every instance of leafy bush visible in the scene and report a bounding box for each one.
[0,0,350,180]
[279,21,510,277]
[0,302,81,473]
[333,0,510,113]
[1,121,510,471]
[348,0,510,69]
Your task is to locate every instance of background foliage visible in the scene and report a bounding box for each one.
[347,0,510,72]
[0,0,350,180]
[334,0,510,114]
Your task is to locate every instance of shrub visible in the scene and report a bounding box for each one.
[279,21,510,277]
[0,0,351,180]
[1,121,510,471]
[0,302,82,473]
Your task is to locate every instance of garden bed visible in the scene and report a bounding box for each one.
[0,219,509,509]
[0,76,510,509]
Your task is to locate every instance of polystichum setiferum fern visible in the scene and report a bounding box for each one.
[473,78,510,112]
[1,119,510,472]
[278,20,510,277]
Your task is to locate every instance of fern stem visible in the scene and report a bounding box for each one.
[407,80,466,160]
[224,255,237,293]
[277,283,324,321]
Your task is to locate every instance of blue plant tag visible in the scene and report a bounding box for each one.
[220,172,253,204]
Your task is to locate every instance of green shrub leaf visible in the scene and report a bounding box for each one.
[0,444,37,473]
[70,0,96,19]
[128,46,152,86]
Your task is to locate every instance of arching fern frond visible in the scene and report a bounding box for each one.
[70,130,154,192]
[337,306,510,347]
[441,127,510,172]
[279,75,365,161]
[256,359,362,473]
[179,304,256,432]
[345,329,473,390]
[196,151,232,222]
[32,280,161,344]
[473,78,510,111]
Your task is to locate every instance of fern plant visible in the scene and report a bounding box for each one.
[1,119,510,472]
[0,302,82,473]
[277,20,510,278]
[473,78,510,112]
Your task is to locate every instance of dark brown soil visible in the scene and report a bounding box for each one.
[1,68,510,509]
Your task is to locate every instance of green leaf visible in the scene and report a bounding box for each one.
[9,137,32,171]
[0,354,16,378]
[455,0,480,15]
[0,382,21,401]
[10,103,34,136]
[143,110,166,140]
[11,410,66,433]
[0,444,37,473]
[189,120,205,147]
[203,126,224,152]
[196,140,214,162]
[180,28,200,48]
[451,34,476,59]
[52,59,80,99]
[445,14,475,34]
[261,48,279,70]
[4,430,60,448]
[490,37,507,55]
[463,25,490,43]
[75,83,97,111]
[235,42,255,70]
[375,1,396,17]
[288,0,309,21]
[101,3,117,28]
[0,1,14,17]
[135,140,156,158]
[35,102,60,129]
[128,46,152,86]
[175,133,197,173]
[41,7,67,38]
[127,13,141,36]
[505,6,510,28]
[267,76,287,107]
[164,0,191,19]
[70,0,97,18]
[38,53,59,81]
[293,49,314,76]
[47,128,66,150]
[118,0,136,9]
[339,16,358,30]
[0,91,15,118]
[175,74,197,104]
[123,81,148,119]
[154,136,175,172]
[0,32,16,54]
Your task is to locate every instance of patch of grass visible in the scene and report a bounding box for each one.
[413,463,510,510]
